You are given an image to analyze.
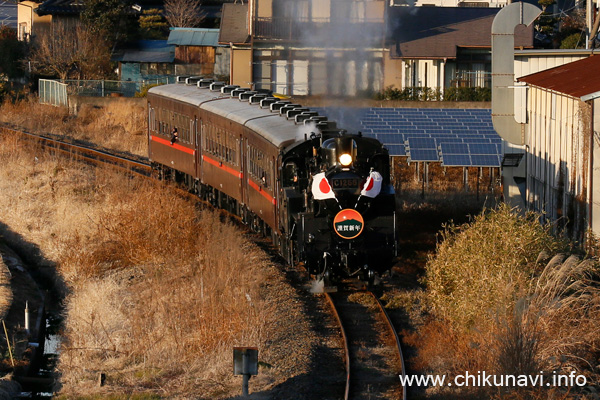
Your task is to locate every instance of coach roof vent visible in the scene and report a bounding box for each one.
[295,111,319,124]
[249,94,268,104]
[239,91,257,101]
[185,76,203,85]
[230,87,250,98]
[286,107,310,120]
[210,82,225,92]
[279,104,302,117]
[270,100,291,113]
[197,78,214,88]
[221,85,240,94]
[317,121,337,131]
[305,116,328,125]
[259,97,279,109]
[176,75,191,83]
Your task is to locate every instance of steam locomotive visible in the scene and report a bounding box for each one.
[147,78,397,284]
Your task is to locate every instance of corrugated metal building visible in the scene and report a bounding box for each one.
[113,40,175,84]
[168,27,230,78]
[517,56,600,242]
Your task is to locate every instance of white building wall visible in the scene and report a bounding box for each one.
[526,85,591,238]
[515,51,593,79]
[591,99,600,236]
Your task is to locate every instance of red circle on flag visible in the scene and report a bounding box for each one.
[365,179,374,192]
[319,178,331,193]
[333,209,364,239]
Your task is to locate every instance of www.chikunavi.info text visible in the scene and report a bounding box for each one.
[399,371,587,387]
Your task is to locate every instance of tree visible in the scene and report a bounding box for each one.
[82,0,137,48]
[536,0,559,47]
[558,12,586,49]
[139,8,169,39]
[29,22,113,80]
[165,0,206,28]
[0,26,26,79]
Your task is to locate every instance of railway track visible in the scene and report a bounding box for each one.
[0,125,152,177]
[2,125,407,399]
[325,288,406,400]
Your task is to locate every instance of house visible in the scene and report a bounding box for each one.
[219,0,534,97]
[167,27,229,78]
[16,0,161,42]
[385,6,534,92]
[220,0,387,96]
[17,1,50,41]
[113,40,175,87]
[508,55,600,242]
[218,3,250,88]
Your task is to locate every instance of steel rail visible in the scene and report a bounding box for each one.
[368,290,408,400]
[0,125,152,177]
[324,292,351,400]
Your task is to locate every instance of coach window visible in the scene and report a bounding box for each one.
[149,108,156,132]
[233,139,239,166]
[184,116,190,143]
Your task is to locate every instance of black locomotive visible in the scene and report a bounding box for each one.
[147,78,397,284]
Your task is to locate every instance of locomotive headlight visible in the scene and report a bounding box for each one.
[339,153,353,166]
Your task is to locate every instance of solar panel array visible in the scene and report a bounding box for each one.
[316,107,502,167]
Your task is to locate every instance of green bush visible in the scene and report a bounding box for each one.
[374,85,489,102]
[443,86,491,102]
[374,85,442,101]
[134,83,162,98]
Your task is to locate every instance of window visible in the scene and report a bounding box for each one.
[248,144,271,189]
[202,123,238,166]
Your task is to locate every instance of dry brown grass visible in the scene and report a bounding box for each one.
[396,205,600,399]
[0,96,147,158]
[0,135,316,398]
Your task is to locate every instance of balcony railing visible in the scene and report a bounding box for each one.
[254,17,384,46]
[451,71,491,88]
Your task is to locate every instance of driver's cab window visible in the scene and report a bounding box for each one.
[283,162,299,187]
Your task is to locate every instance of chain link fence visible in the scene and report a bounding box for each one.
[39,77,177,107]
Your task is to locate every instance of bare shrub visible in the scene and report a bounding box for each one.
[526,256,600,374]
[404,204,600,398]
[0,138,316,398]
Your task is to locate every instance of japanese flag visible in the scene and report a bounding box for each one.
[311,172,336,200]
[360,171,383,198]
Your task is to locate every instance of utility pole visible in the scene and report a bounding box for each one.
[588,2,600,49]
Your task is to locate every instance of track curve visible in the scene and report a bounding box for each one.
[325,289,406,400]
[0,125,152,177]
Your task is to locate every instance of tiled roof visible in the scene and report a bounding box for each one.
[518,55,600,98]
[388,7,534,59]
[218,3,249,45]
[35,0,164,16]
[35,0,84,16]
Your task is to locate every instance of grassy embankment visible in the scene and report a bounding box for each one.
[386,204,600,399]
[0,98,316,398]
